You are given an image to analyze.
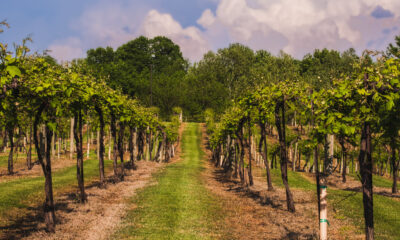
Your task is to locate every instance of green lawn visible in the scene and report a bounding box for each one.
[0,155,112,225]
[267,167,315,190]
[114,123,226,240]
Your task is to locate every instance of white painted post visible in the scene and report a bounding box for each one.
[320,181,328,240]
[293,142,298,172]
[87,124,90,159]
[57,137,60,159]
[70,118,74,160]
[329,134,334,170]
[108,129,111,160]
[133,128,137,160]
[97,129,100,160]
[23,137,26,153]
[319,135,334,240]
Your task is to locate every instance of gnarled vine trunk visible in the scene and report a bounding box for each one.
[34,104,56,232]
[390,137,398,193]
[118,122,125,180]
[247,120,254,186]
[110,114,118,177]
[237,125,245,184]
[339,138,347,183]
[275,99,295,212]
[129,126,137,168]
[96,106,105,185]
[359,73,374,240]
[7,126,14,175]
[259,121,273,190]
[74,111,86,203]
[27,124,33,170]
[70,118,74,160]
[137,129,144,161]
[359,121,374,240]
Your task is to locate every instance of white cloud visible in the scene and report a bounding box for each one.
[75,1,147,48]
[48,0,400,62]
[48,37,84,62]
[139,10,210,61]
[196,0,400,57]
[49,1,209,62]
[197,9,216,28]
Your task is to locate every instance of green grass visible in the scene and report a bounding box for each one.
[349,172,397,189]
[268,168,315,191]
[329,188,400,239]
[114,123,226,240]
[0,155,112,224]
[0,152,38,168]
[0,154,9,168]
[262,166,400,239]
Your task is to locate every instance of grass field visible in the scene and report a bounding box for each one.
[0,155,112,225]
[114,123,226,240]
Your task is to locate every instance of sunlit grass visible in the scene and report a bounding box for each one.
[263,165,400,239]
[114,123,225,240]
[0,155,112,225]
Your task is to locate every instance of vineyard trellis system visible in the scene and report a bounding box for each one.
[0,26,180,232]
[207,53,400,240]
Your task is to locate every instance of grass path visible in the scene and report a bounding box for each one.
[114,123,225,240]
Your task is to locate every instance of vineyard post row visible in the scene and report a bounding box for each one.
[206,53,400,240]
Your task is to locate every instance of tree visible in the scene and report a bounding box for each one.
[301,48,351,90]
[182,52,229,118]
[114,36,187,115]
[217,43,255,100]
[386,35,400,58]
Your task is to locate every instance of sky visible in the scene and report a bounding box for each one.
[1,0,400,63]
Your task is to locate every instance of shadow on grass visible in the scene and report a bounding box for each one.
[0,171,134,240]
[212,168,285,209]
[342,186,400,199]
[0,202,72,240]
[280,225,317,240]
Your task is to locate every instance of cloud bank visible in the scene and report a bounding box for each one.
[49,0,400,62]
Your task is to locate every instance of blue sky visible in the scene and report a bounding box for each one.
[1,0,400,62]
[0,0,217,54]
